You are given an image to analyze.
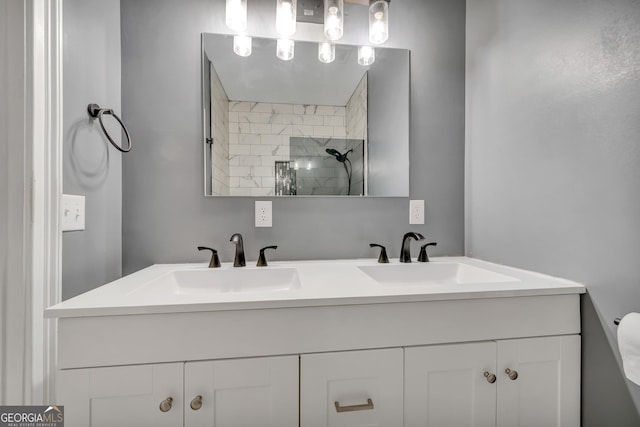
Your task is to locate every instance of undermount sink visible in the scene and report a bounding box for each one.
[131,267,302,295]
[358,262,518,286]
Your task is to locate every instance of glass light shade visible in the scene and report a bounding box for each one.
[358,46,375,66]
[369,0,389,44]
[277,39,295,61]
[233,35,252,57]
[324,0,344,41]
[318,42,335,64]
[276,0,297,37]
[225,0,247,32]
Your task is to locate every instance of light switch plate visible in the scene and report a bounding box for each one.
[62,194,85,231]
[409,199,424,224]
[255,201,272,227]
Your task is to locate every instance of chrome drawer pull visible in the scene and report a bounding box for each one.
[335,398,374,413]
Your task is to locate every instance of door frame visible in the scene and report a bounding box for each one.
[29,0,63,403]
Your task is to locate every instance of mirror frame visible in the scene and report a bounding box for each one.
[201,33,410,198]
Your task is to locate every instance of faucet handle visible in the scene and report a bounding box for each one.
[417,242,437,263]
[197,246,221,268]
[257,246,278,267]
[369,244,389,264]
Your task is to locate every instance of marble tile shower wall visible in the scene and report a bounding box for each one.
[210,64,230,195]
[227,101,347,196]
[346,74,368,142]
[346,74,368,193]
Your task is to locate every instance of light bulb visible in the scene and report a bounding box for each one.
[276,0,297,37]
[233,35,252,57]
[324,0,343,41]
[225,0,247,32]
[368,0,389,45]
[276,39,295,61]
[370,20,387,44]
[306,161,312,170]
[358,46,375,66]
[318,42,335,64]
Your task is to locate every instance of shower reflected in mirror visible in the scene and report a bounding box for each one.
[325,148,354,195]
[202,33,410,197]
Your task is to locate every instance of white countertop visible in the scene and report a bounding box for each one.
[45,257,585,318]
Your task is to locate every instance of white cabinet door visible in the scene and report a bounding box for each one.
[497,335,580,427]
[184,355,298,427]
[57,363,183,427]
[404,342,497,427]
[300,348,404,427]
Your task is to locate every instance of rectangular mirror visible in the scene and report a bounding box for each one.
[202,33,410,197]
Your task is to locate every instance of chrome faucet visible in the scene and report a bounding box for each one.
[230,233,246,267]
[400,232,425,263]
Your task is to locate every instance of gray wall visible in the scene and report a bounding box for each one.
[368,48,410,196]
[62,0,122,299]
[120,0,465,273]
[465,0,640,423]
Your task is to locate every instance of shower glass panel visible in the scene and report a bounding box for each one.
[289,137,365,196]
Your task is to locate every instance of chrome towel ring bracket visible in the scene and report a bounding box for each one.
[87,103,132,153]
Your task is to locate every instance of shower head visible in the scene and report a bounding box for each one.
[325,148,352,163]
[326,148,342,160]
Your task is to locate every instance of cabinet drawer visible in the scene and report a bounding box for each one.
[301,348,403,427]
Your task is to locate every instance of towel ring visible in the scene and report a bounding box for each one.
[87,103,132,153]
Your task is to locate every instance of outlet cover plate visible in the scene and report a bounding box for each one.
[255,201,273,227]
[409,199,424,225]
[62,194,86,231]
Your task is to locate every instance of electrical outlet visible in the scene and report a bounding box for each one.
[62,194,86,231]
[409,199,424,225]
[255,201,272,227]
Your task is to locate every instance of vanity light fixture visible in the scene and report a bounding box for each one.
[324,0,344,41]
[318,42,335,63]
[225,0,247,32]
[276,0,297,37]
[358,45,375,65]
[368,0,389,44]
[233,35,252,57]
[277,39,295,60]
[225,1,391,62]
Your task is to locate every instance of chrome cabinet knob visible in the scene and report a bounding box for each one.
[484,371,497,383]
[505,368,519,380]
[159,397,173,412]
[190,395,203,411]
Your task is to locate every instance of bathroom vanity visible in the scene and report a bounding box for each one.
[46,257,585,427]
